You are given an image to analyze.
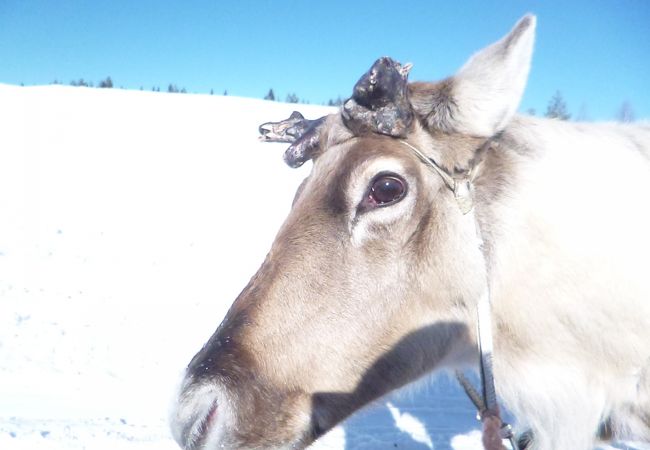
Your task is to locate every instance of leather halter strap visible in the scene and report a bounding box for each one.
[399,139,518,450]
[399,140,476,214]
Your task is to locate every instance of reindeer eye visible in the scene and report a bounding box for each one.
[368,174,406,206]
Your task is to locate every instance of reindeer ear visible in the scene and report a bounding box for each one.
[411,15,536,137]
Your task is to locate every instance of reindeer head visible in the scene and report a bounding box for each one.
[171,15,536,450]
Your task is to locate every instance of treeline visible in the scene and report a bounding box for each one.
[42,78,638,119]
[52,77,193,94]
[264,87,636,120]
[263,88,309,104]
[263,88,345,106]
[527,90,636,123]
[52,77,114,88]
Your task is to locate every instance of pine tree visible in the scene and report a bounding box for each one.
[544,91,571,120]
[327,96,344,107]
[264,88,275,101]
[71,78,92,87]
[98,77,113,88]
[616,101,635,123]
[285,93,299,103]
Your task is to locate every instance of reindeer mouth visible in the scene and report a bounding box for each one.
[171,385,222,450]
[181,400,218,450]
[196,402,219,449]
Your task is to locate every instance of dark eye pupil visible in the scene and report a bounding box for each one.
[370,176,405,205]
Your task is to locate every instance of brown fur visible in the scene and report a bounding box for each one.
[179,134,483,448]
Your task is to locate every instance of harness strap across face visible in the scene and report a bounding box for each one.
[399,139,481,215]
[399,139,519,450]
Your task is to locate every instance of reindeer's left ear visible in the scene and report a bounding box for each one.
[411,15,536,137]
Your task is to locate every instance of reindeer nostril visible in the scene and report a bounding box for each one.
[172,382,222,450]
[185,401,219,450]
[201,402,219,434]
[209,402,218,422]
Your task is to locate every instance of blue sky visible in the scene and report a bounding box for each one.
[1,0,648,120]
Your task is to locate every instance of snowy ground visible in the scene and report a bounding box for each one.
[0,84,646,450]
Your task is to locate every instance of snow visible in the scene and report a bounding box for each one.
[0,84,646,450]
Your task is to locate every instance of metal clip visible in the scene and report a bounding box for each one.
[453,178,473,215]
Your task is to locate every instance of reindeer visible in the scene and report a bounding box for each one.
[171,15,650,450]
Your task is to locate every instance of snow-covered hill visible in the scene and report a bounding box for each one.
[0,85,642,450]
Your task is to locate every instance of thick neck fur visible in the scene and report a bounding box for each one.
[472,115,650,448]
